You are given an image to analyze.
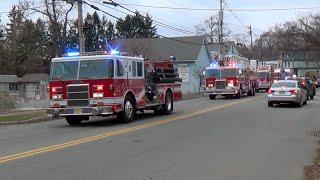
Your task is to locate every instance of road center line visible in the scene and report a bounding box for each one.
[0,96,262,164]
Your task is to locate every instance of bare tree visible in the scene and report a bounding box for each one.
[21,0,74,57]
[195,14,230,43]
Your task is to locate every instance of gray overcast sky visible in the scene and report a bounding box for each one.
[1,0,320,41]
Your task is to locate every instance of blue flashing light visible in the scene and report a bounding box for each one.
[67,51,80,57]
[110,49,120,55]
[210,63,218,67]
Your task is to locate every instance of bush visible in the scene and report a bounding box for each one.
[0,92,16,111]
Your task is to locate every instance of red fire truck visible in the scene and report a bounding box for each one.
[47,51,182,125]
[204,62,257,99]
[256,66,274,92]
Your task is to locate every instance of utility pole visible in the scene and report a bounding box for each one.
[77,0,85,53]
[248,25,253,48]
[260,34,263,65]
[218,0,224,57]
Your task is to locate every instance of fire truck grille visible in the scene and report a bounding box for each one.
[67,84,89,107]
[215,80,226,89]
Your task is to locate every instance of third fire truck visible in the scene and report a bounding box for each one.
[204,59,257,99]
[47,51,182,125]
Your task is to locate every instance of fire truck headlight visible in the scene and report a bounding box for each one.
[93,93,104,98]
[208,84,214,88]
[228,83,234,87]
[52,94,63,100]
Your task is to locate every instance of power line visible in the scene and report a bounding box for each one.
[93,0,198,36]
[224,2,247,30]
[83,1,204,46]
[115,3,320,12]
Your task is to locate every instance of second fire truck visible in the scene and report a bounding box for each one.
[204,59,257,99]
[47,51,182,125]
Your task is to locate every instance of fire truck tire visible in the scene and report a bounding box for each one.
[268,102,273,107]
[209,95,216,100]
[236,89,243,99]
[161,91,173,115]
[66,116,82,126]
[118,95,136,123]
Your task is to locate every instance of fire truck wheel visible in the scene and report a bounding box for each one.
[236,89,243,99]
[66,116,82,126]
[162,91,173,115]
[118,95,136,123]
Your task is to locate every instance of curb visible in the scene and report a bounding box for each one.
[0,117,56,126]
[182,94,205,100]
[0,94,206,126]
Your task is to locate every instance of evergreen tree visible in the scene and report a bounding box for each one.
[116,11,157,38]
[66,20,79,50]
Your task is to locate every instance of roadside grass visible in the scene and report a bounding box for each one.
[0,112,47,122]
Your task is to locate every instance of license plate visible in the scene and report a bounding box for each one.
[75,108,82,114]
[279,91,285,95]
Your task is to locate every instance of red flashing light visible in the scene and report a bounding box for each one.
[52,87,62,93]
[93,85,104,91]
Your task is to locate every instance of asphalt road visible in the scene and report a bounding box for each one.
[1,92,320,180]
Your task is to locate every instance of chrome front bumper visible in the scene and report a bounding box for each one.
[47,106,114,117]
[258,84,270,89]
[204,88,239,95]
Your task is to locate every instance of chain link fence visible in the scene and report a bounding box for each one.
[0,84,49,112]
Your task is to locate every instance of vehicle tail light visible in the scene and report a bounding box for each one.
[93,85,104,91]
[268,89,275,94]
[289,89,298,95]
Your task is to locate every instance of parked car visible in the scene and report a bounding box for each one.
[309,79,317,97]
[287,77,315,100]
[267,80,308,107]
[316,78,320,88]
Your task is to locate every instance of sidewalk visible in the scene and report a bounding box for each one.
[0,109,46,117]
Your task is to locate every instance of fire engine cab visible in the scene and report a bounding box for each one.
[47,51,182,125]
[256,66,274,92]
[204,60,257,99]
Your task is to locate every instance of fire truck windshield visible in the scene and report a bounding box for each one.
[205,69,220,78]
[220,69,239,78]
[50,61,79,80]
[258,72,269,78]
[50,59,114,80]
[79,59,114,79]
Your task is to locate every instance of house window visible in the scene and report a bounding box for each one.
[9,83,19,91]
[21,84,26,91]
[137,62,143,77]
[36,83,41,90]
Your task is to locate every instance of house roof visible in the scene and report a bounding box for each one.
[20,74,49,83]
[0,75,18,83]
[114,36,206,61]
